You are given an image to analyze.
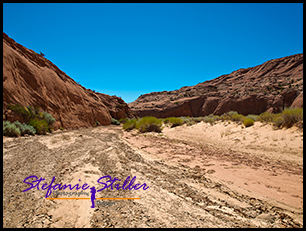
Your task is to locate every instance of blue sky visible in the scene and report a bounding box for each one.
[3,3,303,103]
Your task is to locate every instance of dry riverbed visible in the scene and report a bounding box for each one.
[3,122,303,228]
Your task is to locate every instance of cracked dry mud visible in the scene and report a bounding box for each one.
[3,126,303,228]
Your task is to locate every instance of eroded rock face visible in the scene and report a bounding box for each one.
[129,53,303,117]
[95,92,135,120]
[291,91,303,108]
[3,33,134,129]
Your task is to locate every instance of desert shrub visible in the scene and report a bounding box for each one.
[3,121,21,137]
[246,114,258,121]
[186,120,196,126]
[180,116,191,123]
[220,111,238,121]
[43,112,56,126]
[192,117,201,123]
[13,121,36,135]
[136,116,162,133]
[164,117,184,127]
[180,117,196,126]
[138,123,162,133]
[190,114,206,123]
[202,116,214,125]
[258,111,276,123]
[22,123,36,135]
[231,114,246,122]
[111,118,121,125]
[122,119,137,131]
[243,118,254,127]
[119,118,128,124]
[3,120,10,128]
[25,105,36,119]
[28,118,49,135]
[8,104,55,133]
[202,114,220,125]
[9,104,32,121]
[281,107,303,128]
[272,114,284,128]
[257,108,303,128]
[220,114,227,121]
[228,111,238,116]
[93,120,100,127]
[213,115,221,121]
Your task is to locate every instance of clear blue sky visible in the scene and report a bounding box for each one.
[3,3,303,103]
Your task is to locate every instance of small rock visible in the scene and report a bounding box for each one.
[245,210,257,218]
[43,219,51,226]
[206,169,215,174]
[257,213,274,222]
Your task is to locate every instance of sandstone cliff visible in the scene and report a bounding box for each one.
[3,32,134,130]
[129,54,303,118]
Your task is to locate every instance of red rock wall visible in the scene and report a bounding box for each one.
[3,33,133,129]
[130,54,303,118]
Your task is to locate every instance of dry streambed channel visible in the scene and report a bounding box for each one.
[3,126,303,227]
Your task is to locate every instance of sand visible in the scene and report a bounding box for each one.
[4,124,303,227]
[123,121,303,210]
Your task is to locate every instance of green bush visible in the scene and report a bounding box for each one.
[164,117,184,127]
[3,121,10,128]
[221,111,248,123]
[180,117,197,126]
[28,118,49,135]
[3,121,21,137]
[119,118,128,124]
[25,105,35,116]
[281,107,303,128]
[43,112,56,126]
[243,118,254,127]
[228,111,238,116]
[258,111,277,123]
[7,104,56,134]
[203,116,215,125]
[220,111,238,121]
[111,118,121,125]
[202,114,220,125]
[231,114,246,122]
[273,114,284,128]
[193,117,205,123]
[93,120,100,127]
[213,115,221,121]
[13,121,36,135]
[246,114,258,121]
[135,116,162,133]
[8,104,32,121]
[123,119,137,131]
[22,123,36,135]
[249,108,303,128]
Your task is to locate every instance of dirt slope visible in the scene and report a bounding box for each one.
[3,32,134,130]
[129,53,303,118]
[3,126,303,228]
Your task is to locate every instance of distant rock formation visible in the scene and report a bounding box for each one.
[3,32,134,130]
[129,53,303,117]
